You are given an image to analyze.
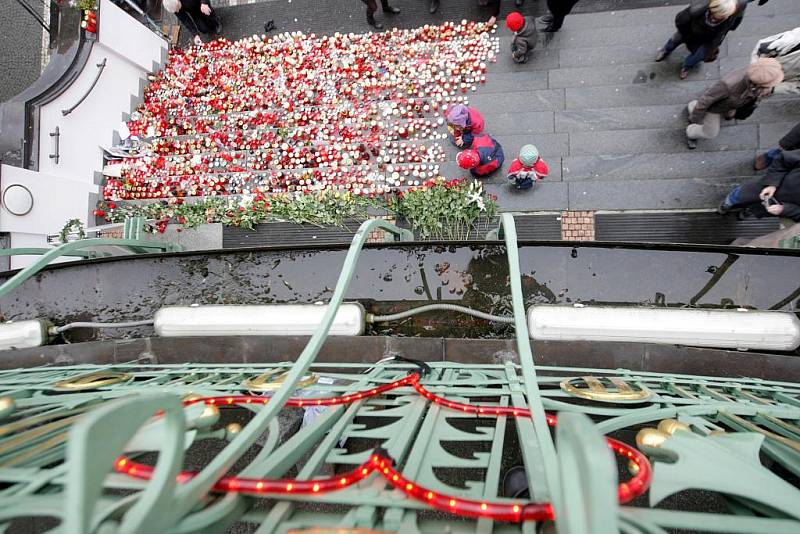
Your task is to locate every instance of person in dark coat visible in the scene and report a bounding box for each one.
[655,0,743,79]
[755,122,800,170]
[162,0,221,45]
[719,149,800,221]
[538,0,581,33]
[362,0,400,30]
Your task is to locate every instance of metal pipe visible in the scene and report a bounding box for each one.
[62,58,107,116]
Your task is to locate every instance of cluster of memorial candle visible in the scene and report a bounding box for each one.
[104,20,499,202]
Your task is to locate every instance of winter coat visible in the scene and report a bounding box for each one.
[759,149,800,220]
[690,68,761,123]
[174,0,216,35]
[511,17,538,64]
[507,157,549,189]
[674,0,744,53]
[779,122,800,151]
[447,107,485,148]
[753,27,800,95]
[470,134,504,177]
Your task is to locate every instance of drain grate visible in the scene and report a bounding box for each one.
[595,212,780,245]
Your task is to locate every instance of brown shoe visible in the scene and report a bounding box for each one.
[754,153,769,171]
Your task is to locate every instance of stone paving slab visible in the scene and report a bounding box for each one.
[479,110,555,136]
[565,81,712,110]
[759,122,798,150]
[479,71,548,93]
[471,88,565,112]
[489,47,561,74]
[568,176,746,211]
[558,41,729,69]
[554,104,734,133]
[485,180,569,212]
[569,124,758,156]
[544,15,784,51]
[749,99,800,124]
[548,59,719,89]
[563,150,757,182]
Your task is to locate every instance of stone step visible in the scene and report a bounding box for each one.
[478,111,555,136]
[556,41,731,69]
[759,121,798,149]
[568,124,758,156]
[487,47,560,74]
[552,2,800,31]
[470,88,564,112]
[555,104,702,133]
[479,70,548,93]
[565,80,711,109]
[540,15,786,51]
[548,58,719,89]
[563,150,758,182]
[568,176,747,210]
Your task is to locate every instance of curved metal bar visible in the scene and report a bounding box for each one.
[0,237,181,299]
[497,212,562,504]
[164,219,411,527]
[61,58,107,117]
[0,247,99,259]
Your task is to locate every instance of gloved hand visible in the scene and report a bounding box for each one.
[768,27,800,55]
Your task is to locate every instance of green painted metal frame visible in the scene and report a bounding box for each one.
[0,217,799,532]
[0,217,182,299]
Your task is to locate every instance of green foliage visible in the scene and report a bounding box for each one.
[92,180,497,238]
[59,219,86,244]
[393,178,497,240]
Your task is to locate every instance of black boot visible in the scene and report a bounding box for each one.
[367,12,383,29]
[382,1,400,14]
[429,0,439,14]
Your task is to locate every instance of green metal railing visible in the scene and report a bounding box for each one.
[0,217,182,299]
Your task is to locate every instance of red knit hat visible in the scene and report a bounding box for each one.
[457,150,481,169]
[506,12,524,32]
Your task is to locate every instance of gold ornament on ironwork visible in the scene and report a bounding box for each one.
[52,371,132,391]
[242,370,319,392]
[560,376,652,403]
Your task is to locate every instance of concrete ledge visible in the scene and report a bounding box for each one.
[0,335,796,382]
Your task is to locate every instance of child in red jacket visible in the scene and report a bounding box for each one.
[507,144,549,189]
[456,134,504,177]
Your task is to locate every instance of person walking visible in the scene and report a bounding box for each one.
[719,149,800,221]
[755,122,800,170]
[752,27,800,96]
[506,11,537,64]
[362,0,400,30]
[538,0,581,33]
[162,0,221,45]
[685,58,783,149]
[655,0,743,79]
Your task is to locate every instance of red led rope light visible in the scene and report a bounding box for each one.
[115,371,652,522]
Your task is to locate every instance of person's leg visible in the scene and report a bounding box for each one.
[194,13,212,34]
[429,0,439,14]
[686,101,722,139]
[682,44,707,70]
[719,181,762,213]
[362,0,381,28]
[381,0,399,14]
[656,32,683,60]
